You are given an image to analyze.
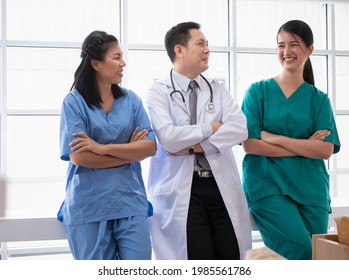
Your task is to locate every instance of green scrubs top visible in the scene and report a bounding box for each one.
[241,78,341,211]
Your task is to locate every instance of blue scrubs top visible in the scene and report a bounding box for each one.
[59,88,155,225]
[241,79,340,211]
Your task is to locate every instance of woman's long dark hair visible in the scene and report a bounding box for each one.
[277,20,315,85]
[71,30,124,107]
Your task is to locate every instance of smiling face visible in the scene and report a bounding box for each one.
[276,31,313,74]
[175,28,210,78]
[92,43,126,86]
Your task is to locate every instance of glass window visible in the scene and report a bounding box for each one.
[5,181,65,218]
[311,55,328,94]
[204,52,230,89]
[7,0,119,42]
[7,47,80,110]
[236,0,327,49]
[237,53,280,104]
[125,51,229,101]
[6,116,67,178]
[335,3,349,51]
[337,174,349,199]
[123,50,172,100]
[127,0,228,46]
[0,3,2,40]
[336,56,349,110]
[1,0,348,227]
[336,115,348,169]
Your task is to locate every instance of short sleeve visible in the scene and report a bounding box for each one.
[59,93,88,161]
[128,89,156,142]
[241,83,263,139]
[316,95,341,154]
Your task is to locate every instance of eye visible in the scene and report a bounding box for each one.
[197,40,207,47]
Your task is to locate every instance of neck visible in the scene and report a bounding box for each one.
[97,83,113,102]
[173,64,199,80]
[276,71,304,87]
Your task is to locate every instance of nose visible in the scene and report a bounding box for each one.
[284,44,292,54]
[121,58,126,67]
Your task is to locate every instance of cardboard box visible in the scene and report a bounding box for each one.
[312,234,349,260]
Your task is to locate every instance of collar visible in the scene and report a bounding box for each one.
[169,69,207,92]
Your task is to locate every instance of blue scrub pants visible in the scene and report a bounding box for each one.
[249,194,329,260]
[64,216,151,260]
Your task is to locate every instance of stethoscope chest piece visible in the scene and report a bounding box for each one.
[206,102,215,113]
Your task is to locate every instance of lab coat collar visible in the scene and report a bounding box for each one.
[170,69,204,93]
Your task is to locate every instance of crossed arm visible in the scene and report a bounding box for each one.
[69,128,156,168]
[243,129,334,160]
[166,122,222,156]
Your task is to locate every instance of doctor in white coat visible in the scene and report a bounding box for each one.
[145,22,252,260]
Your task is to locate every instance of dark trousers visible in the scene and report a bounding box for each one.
[186,175,240,260]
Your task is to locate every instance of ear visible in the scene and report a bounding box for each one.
[307,44,314,56]
[90,59,99,71]
[174,44,186,59]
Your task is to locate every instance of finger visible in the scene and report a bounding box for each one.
[72,132,86,138]
[135,129,148,138]
[70,143,81,151]
[139,130,148,138]
[73,145,84,152]
[136,129,147,136]
[131,127,139,137]
[316,130,330,136]
[69,138,83,147]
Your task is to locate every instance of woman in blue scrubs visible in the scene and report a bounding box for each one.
[241,20,341,260]
[59,30,156,260]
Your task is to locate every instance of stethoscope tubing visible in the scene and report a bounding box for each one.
[169,69,214,112]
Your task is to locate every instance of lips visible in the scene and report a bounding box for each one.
[283,57,296,61]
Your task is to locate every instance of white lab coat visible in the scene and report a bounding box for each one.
[145,71,252,260]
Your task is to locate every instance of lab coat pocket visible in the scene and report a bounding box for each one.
[147,156,187,195]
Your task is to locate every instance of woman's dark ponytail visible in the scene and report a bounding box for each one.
[303,58,314,86]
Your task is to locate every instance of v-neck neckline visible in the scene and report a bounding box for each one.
[272,78,305,101]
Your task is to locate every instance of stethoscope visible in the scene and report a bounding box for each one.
[169,68,215,113]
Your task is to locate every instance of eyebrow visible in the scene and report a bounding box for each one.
[112,51,122,56]
[196,38,208,44]
[277,40,299,45]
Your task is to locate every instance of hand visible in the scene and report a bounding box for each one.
[308,130,330,141]
[166,148,189,156]
[70,132,105,155]
[260,130,280,144]
[166,144,203,156]
[211,122,223,133]
[129,127,149,143]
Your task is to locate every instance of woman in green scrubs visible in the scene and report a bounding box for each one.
[241,20,341,260]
